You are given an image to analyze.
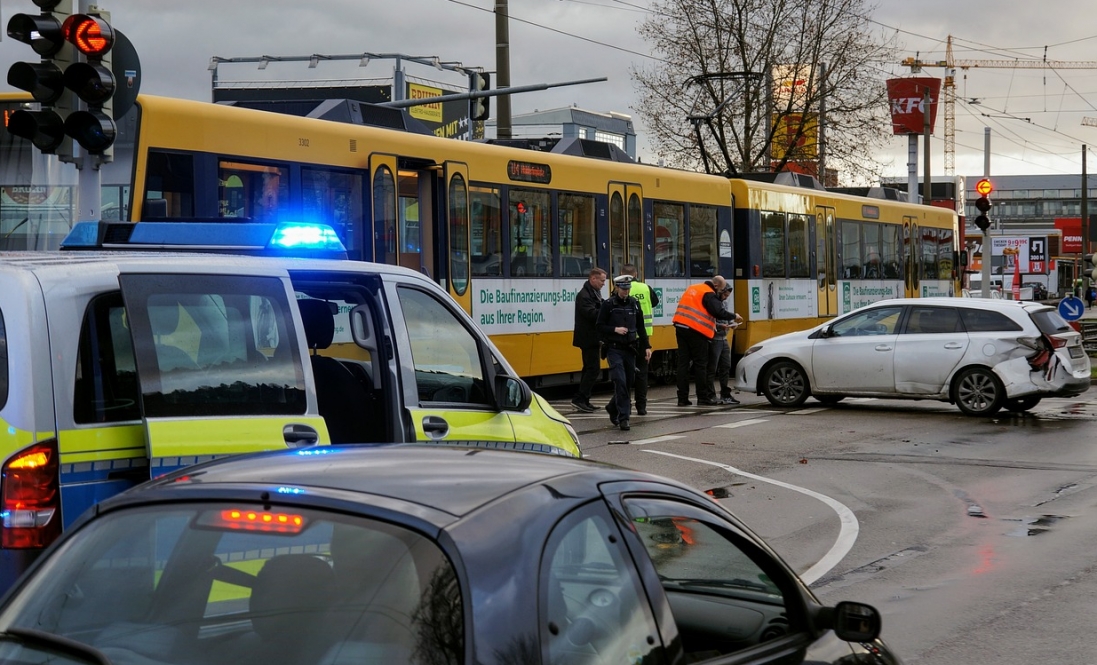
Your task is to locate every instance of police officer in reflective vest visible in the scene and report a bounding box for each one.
[673,275,736,406]
[621,263,658,415]
[597,274,651,431]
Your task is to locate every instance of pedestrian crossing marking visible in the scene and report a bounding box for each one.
[713,418,769,429]
[629,435,687,445]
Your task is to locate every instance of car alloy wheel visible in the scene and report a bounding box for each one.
[762,360,810,407]
[953,367,1004,416]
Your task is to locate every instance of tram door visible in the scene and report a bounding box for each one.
[904,217,918,297]
[444,161,472,314]
[369,153,437,278]
[609,183,644,279]
[815,206,838,317]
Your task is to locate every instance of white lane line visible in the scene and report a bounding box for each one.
[787,408,829,415]
[628,435,686,446]
[643,450,859,586]
[847,398,878,402]
[713,418,769,429]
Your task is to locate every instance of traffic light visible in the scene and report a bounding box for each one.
[973,178,993,232]
[62,10,116,156]
[6,2,116,158]
[470,71,490,122]
[6,0,75,154]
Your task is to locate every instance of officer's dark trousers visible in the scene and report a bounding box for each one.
[576,345,601,400]
[606,347,636,423]
[676,326,715,402]
[633,349,650,410]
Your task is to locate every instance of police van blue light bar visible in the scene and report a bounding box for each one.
[62,220,347,259]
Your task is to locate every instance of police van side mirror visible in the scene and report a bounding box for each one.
[495,375,532,411]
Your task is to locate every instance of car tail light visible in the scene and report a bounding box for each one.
[1045,334,1068,349]
[207,509,307,534]
[1,441,62,549]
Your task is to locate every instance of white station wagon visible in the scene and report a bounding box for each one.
[736,297,1091,416]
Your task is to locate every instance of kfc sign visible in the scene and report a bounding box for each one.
[886,77,941,135]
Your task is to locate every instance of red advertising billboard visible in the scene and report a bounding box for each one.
[886,77,942,135]
[1055,217,1083,254]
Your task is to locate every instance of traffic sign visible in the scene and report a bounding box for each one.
[1058,296,1085,321]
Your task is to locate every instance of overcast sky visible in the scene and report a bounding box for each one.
[5,0,1097,182]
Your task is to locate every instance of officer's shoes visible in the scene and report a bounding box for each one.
[677,399,693,407]
[699,398,723,407]
[619,419,630,431]
[571,397,596,413]
[636,406,647,416]
[721,395,741,406]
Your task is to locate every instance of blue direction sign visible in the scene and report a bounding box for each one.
[1059,296,1085,321]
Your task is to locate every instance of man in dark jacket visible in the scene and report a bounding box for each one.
[571,267,607,412]
[597,274,651,431]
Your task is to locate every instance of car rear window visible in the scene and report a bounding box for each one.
[959,308,1023,332]
[0,503,462,665]
[1029,308,1073,335]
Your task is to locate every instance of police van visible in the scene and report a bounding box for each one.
[0,221,580,587]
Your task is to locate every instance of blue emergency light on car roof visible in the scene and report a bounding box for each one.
[61,220,348,259]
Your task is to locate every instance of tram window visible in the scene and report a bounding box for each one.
[627,193,643,276]
[559,193,595,277]
[303,168,364,260]
[921,227,938,279]
[761,211,785,278]
[102,185,129,222]
[218,160,289,223]
[789,213,811,278]
[840,220,861,279]
[373,166,397,265]
[448,173,470,296]
[882,224,901,278]
[863,223,881,278]
[937,228,954,279]
[509,189,552,277]
[145,151,195,218]
[653,202,685,277]
[398,172,420,256]
[690,205,717,278]
[471,187,503,277]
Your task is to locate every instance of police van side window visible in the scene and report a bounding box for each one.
[120,275,306,418]
[0,307,7,411]
[396,287,491,406]
[74,294,141,424]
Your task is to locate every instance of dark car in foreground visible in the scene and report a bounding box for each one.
[0,445,898,665]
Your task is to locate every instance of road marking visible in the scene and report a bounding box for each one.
[644,450,859,586]
[629,435,686,446]
[787,408,828,415]
[713,418,769,429]
[847,398,878,403]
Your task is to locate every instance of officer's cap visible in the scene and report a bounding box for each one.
[613,275,634,288]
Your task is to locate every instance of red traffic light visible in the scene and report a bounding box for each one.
[63,14,113,57]
[975,178,993,197]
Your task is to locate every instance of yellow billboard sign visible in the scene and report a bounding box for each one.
[407,83,444,123]
[771,112,819,161]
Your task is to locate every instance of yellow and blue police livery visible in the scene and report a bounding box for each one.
[0,220,580,590]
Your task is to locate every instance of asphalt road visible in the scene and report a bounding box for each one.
[549,383,1097,664]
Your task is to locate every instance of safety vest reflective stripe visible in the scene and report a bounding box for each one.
[673,284,715,339]
[631,281,655,336]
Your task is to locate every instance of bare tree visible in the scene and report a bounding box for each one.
[632,0,897,185]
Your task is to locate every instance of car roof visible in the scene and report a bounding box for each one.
[870,296,1049,313]
[123,445,648,519]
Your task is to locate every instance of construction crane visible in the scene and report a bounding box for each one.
[901,35,1097,175]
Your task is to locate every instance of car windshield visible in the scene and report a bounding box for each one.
[0,503,462,665]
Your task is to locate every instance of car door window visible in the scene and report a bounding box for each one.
[396,286,491,405]
[904,307,960,334]
[120,274,305,418]
[830,306,903,337]
[540,502,664,665]
[623,496,799,662]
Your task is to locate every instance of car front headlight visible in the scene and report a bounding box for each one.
[564,423,582,457]
[744,344,763,356]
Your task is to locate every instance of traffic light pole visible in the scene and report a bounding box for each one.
[980,131,992,298]
[75,0,102,223]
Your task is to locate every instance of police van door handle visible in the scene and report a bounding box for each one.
[422,416,449,440]
[283,424,320,448]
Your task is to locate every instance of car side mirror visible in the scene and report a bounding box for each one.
[819,324,834,338]
[816,601,882,642]
[495,375,532,412]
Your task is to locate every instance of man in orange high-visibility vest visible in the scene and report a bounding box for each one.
[672,275,738,406]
